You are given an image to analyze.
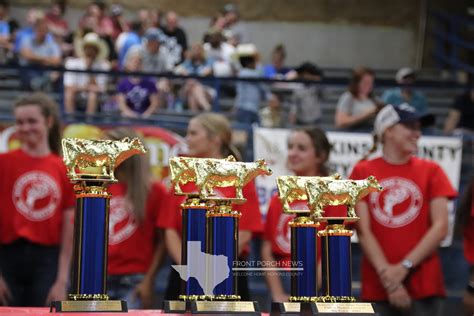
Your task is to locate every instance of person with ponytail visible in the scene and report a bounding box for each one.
[157,112,263,301]
[105,128,168,309]
[350,103,457,315]
[0,93,75,307]
[261,127,345,303]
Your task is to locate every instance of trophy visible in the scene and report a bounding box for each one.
[271,175,339,315]
[303,176,382,315]
[50,137,147,313]
[164,156,272,314]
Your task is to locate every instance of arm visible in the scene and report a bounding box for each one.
[0,274,12,306]
[117,93,138,118]
[443,109,461,134]
[335,107,377,129]
[380,197,449,289]
[142,93,160,118]
[165,228,182,264]
[45,207,74,305]
[261,240,289,301]
[133,229,166,308]
[238,230,251,257]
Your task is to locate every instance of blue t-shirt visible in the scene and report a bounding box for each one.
[118,77,157,113]
[179,59,212,76]
[0,21,10,37]
[263,64,291,79]
[118,32,141,69]
[382,88,428,114]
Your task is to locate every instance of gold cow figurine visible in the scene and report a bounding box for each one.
[305,176,383,218]
[62,137,147,181]
[276,174,341,214]
[193,158,272,200]
[169,155,236,195]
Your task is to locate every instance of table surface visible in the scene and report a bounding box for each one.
[0,307,270,315]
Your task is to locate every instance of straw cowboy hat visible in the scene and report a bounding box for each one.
[75,32,109,60]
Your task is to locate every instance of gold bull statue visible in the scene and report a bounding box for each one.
[276,174,341,213]
[62,137,147,181]
[194,158,272,200]
[169,155,236,194]
[305,176,383,218]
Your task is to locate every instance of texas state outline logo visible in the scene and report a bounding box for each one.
[370,177,423,228]
[12,171,60,221]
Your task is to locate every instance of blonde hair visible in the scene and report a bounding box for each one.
[106,128,151,223]
[192,112,242,161]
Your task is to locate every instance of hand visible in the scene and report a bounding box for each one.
[272,292,289,303]
[388,285,411,310]
[0,275,12,306]
[122,110,139,118]
[463,291,474,316]
[379,263,409,293]
[131,278,154,309]
[45,280,67,306]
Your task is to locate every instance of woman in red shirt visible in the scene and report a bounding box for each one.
[0,93,75,306]
[350,103,457,315]
[157,112,263,301]
[261,127,343,302]
[105,128,168,309]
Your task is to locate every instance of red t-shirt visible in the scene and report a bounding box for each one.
[156,181,263,255]
[350,156,457,301]
[464,196,474,265]
[263,194,347,264]
[107,181,168,275]
[0,149,75,246]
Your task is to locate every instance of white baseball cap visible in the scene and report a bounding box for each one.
[374,103,435,138]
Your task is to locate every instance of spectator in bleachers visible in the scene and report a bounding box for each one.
[161,11,187,65]
[127,27,173,74]
[138,9,162,31]
[235,43,270,125]
[117,51,160,118]
[351,104,455,315]
[13,9,45,58]
[221,3,248,46]
[174,43,214,111]
[263,44,292,79]
[0,93,74,307]
[109,4,128,42]
[259,93,284,128]
[64,32,110,115]
[288,62,323,126]
[105,128,167,309]
[78,1,113,40]
[203,27,236,77]
[45,1,73,59]
[382,67,428,114]
[0,0,11,63]
[19,17,61,91]
[443,79,474,136]
[116,21,143,70]
[335,66,382,131]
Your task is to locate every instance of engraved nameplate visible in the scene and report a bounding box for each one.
[316,302,375,313]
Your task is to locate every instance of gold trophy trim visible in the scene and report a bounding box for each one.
[288,215,320,228]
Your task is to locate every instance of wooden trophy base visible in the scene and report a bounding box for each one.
[163,300,260,314]
[300,302,379,315]
[50,300,127,312]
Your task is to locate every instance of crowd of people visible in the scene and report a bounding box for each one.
[0,0,471,136]
[0,1,472,316]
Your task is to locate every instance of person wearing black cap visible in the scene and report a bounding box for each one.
[288,62,323,126]
[350,103,457,315]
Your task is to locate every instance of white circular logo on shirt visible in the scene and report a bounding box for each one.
[109,196,137,245]
[275,213,296,253]
[12,171,60,221]
[370,177,422,228]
